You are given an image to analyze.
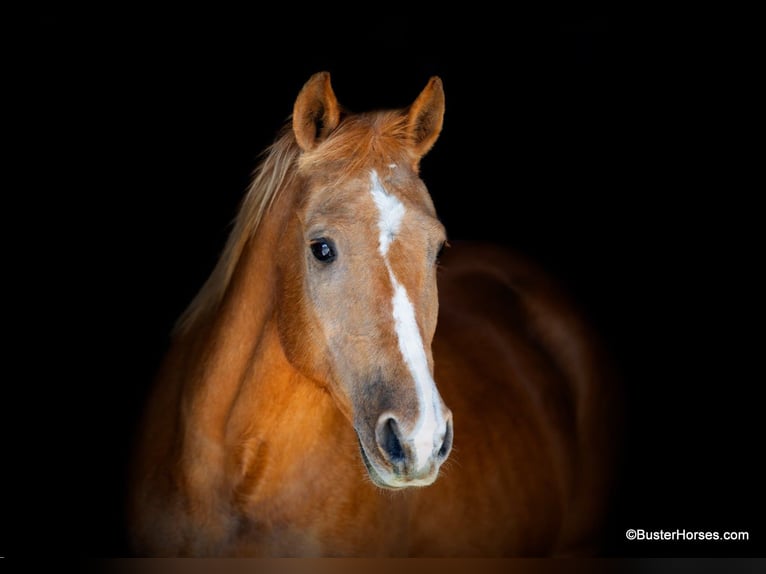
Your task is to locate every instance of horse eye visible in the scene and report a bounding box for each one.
[310,238,336,263]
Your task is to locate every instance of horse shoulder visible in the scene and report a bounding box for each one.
[128,327,242,555]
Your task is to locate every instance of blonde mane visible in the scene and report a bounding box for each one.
[174,125,300,334]
[174,110,415,335]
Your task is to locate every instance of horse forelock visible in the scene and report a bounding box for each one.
[297,111,416,180]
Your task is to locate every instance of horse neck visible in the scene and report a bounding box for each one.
[167,187,360,526]
[171,178,347,475]
[175,186,294,445]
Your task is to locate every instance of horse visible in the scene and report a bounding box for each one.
[128,71,621,556]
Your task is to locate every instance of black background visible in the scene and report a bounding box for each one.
[6,6,763,559]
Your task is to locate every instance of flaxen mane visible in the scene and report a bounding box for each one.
[174,126,300,334]
[176,110,422,335]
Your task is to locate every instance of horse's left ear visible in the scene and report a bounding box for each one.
[406,76,445,159]
[293,71,342,151]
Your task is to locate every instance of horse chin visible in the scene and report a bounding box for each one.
[355,434,436,491]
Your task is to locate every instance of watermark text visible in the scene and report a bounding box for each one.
[625,528,749,542]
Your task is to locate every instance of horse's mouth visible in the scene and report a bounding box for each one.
[355,435,408,490]
[355,433,440,490]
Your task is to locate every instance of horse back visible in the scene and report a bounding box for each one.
[420,240,621,555]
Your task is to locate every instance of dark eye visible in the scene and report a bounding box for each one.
[310,238,336,263]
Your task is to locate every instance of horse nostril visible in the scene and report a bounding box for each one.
[437,415,454,460]
[376,415,405,466]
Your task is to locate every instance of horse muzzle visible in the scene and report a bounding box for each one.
[356,410,453,489]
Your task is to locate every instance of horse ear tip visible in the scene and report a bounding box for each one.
[299,71,332,91]
[425,77,445,102]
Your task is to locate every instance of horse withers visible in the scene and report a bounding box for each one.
[128,71,621,556]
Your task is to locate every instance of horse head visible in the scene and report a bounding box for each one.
[275,72,453,488]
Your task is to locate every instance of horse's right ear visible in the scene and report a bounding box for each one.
[293,72,341,151]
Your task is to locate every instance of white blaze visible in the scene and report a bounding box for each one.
[370,170,405,256]
[369,170,445,470]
